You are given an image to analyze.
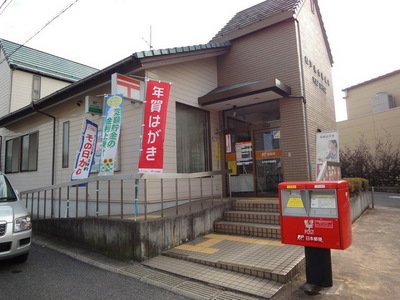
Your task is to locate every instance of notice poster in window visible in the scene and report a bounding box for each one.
[310,193,337,209]
[235,141,252,165]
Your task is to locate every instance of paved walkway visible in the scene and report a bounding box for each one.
[33,206,400,299]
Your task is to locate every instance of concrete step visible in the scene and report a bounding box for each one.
[215,221,281,239]
[223,210,280,225]
[232,201,279,213]
[143,255,284,299]
[142,233,305,299]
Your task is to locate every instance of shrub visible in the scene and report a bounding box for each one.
[340,135,400,187]
[343,178,369,197]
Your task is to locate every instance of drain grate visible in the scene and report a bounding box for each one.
[214,291,263,300]
[146,272,186,287]
[121,264,158,278]
[174,281,220,299]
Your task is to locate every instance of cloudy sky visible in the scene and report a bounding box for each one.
[1,0,399,121]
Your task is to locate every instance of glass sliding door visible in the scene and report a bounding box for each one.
[254,129,283,195]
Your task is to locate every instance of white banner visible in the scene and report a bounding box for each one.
[316,131,340,179]
[71,120,98,181]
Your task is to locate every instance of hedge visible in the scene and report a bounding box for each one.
[342,178,369,197]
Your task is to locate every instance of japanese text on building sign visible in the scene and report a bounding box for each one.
[71,120,98,180]
[99,94,123,176]
[138,80,171,174]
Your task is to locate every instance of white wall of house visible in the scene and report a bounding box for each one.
[1,56,222,203]
[10,70,70,112]
[0,49,12,118]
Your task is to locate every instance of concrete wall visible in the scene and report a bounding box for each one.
[350,191,371,223]
[34,201,230,262]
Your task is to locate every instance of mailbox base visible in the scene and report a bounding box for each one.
[305,246,333,287]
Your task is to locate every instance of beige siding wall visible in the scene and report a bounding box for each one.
[345,71,400,119]
[145,57,220,173]
[0,116,54,189]
[0,49,11,117]
[340,70,400,153]
[0,57,219,195]
[338,106,400,151]
[10,70,70,112]
[215,0,335,181]
[296,0,336,180]
[217,20,302,95]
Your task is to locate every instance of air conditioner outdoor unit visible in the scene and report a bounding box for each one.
[372,92,393,113]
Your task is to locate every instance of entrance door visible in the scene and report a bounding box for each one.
[226,130,254,195]
[226,128,283,196]
[254,129,283,195]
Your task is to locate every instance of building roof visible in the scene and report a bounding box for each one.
[0,41,231,127]
[211,0,333,65]
[0,38,98,82]
[343,68,400,92]
[134,42,231,59]
[212,0,303,39]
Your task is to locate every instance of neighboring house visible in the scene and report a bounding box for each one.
[337,69,400,150]
[0,0,335,197]
[0,39,98,117]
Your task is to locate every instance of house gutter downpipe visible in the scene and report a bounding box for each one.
[31,102,56,186]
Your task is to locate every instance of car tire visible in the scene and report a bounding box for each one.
[13,252,29,264]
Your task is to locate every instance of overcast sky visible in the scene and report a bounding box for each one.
[1,0,400,121]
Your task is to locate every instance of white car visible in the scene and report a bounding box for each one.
[0,173,32,263]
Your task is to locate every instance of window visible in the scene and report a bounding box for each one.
[5,138,20,173]
[5,132,38,173]
[21,132,38,171]
[32,75,41,101]
[62,121,69,168]
[176,103,210,173]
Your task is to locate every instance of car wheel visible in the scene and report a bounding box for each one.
[13,252,29,264]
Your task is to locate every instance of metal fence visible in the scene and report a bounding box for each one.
[19,170,230,220]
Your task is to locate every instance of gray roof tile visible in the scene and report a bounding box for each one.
[133,41,231,58]
[0,39,98,82]
[213,0,302,39]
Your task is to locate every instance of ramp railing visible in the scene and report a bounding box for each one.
[19,170,231,220]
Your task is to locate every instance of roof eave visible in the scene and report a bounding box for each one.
[314,0,334,66]
[0,42,232,127]
[10,64,76,83]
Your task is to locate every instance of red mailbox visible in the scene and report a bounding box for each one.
[278,180,352,250]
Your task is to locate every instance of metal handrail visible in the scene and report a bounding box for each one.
[20,170,231,220]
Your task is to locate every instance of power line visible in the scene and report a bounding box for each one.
[0,0,9,12]
[0,0,13,16]
[0,0,79,65]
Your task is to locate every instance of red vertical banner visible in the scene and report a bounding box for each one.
[138,80,171,174]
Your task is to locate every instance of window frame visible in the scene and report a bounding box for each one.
[32,75,41,101]
[5,132,39,173]
[5,137,21,173]
[20,131,38,172]
[176,102,211,173]
[62,121,70,168]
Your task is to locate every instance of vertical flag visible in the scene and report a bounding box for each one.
[99,94,124,175]
[71,120,98,180]
[138,80,171,174]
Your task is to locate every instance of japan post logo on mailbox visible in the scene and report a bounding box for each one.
[278,181,352,250]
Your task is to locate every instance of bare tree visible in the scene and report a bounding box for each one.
[340,135,400,187]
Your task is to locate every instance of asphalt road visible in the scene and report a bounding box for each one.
[0,243,189,300]
[371,191,400,209]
